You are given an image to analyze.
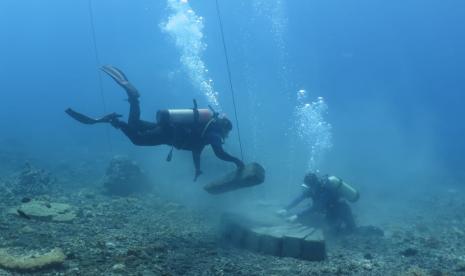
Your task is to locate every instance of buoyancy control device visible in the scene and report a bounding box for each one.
[326,176,359,202]
[158,100,217,163]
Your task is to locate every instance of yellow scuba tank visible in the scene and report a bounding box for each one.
[326,176,359,202]
[157,109,213,125]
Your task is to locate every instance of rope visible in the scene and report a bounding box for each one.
[214,0,245,161]
[87,0,113,152]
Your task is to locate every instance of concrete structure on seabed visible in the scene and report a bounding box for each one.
[220,212,326,261]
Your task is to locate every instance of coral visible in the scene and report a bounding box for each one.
[405,266,428,276]
[0,248,65,271]
[103,155,152,196]
[14,200,76,222]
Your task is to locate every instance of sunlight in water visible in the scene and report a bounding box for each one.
[160,0,220,110]
[294,89,333,171]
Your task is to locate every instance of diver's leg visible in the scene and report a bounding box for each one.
[100,66,169,144]
[127,97,141,126]
[125,96,158,130]
[101,65,155,129]
[327,202,355,233]
[325,205,342,232]
[114,121,171,146]
[339,202,356,231]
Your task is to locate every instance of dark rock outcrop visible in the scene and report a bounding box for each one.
[103,156,152,196]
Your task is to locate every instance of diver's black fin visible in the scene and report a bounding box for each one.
[101,65,128,83]
[65,108,122,125]
[101,65,139,99]
[65,108,100,124]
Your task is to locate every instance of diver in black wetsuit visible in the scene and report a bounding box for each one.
[66,65,244,181]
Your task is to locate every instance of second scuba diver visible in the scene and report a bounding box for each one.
[277,172,359,234]
[66,65,244,181]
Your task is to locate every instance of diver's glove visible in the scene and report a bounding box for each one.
[286,215,298,223]
[194,170,203,182]
[275,209,288,217]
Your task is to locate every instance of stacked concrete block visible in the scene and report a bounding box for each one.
[243,228,261,251]
[255,227,282,256]
[282,234,303,258]
[221,213,326,261]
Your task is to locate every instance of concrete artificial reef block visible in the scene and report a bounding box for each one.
[221,213,326,261]
[204,162,265,194]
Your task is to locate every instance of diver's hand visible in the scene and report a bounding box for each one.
[194,170,203,182]
[286,214,298,223]
[276,209,288,217]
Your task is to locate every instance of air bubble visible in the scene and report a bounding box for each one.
[294,89,332,171]
[161,0,221,110]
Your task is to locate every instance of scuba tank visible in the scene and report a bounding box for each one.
[156,109,213,125]
[159,100,218,163]
[325,176,359,202]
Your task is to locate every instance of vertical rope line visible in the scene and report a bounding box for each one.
[215,0,244,161]
[88,0,113,152]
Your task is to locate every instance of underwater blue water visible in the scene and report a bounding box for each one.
[1,0,464,203]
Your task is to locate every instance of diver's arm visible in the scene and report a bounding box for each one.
[211,144,244,169]
[285,192,307,211]
[192,149,202,181]
[277,192,308,217]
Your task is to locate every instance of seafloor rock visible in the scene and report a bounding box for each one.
[204,162,265,194]
[112,263,126,272]
[0,247,65,271]
[13,200,77,222]
[221,213,326,261]
[12,162,53,196]
[103,155,152,196]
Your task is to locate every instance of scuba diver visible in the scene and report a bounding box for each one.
[66,65,244,181]
[277,172,359,234]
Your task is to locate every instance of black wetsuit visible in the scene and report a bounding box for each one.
[67,65,243,179]
[114,98,243,174]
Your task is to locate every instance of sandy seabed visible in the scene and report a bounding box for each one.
[0,162,464,275]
